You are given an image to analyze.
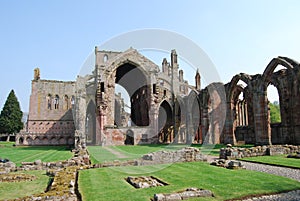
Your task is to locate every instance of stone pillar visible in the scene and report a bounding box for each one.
[223,100,236,144]
[75,76,87,148]
[253,90,271,145]
[195,70,201,91]
[244,102,248,125]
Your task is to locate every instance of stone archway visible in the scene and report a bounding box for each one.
[86,100,96,145]
[19,137,24,145]
[158,100,173,143]
[125,129,134,145]
[254,57,297,145]
[225,73,253,145]
[175,97,186,143]
[114,63,150,127]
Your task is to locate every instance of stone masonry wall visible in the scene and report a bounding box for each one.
[220,145,300,160]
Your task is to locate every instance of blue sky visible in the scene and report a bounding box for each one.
[1,0,300,112]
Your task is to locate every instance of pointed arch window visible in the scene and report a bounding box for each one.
[64,95,69,110]
[47,94,52,110]
[54,95,59,109]
[103,54,108,63]
[71,96,75,108]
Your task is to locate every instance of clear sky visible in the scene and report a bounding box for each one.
[1,0,300,112]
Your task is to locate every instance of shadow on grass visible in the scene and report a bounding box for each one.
[15,146,72,151]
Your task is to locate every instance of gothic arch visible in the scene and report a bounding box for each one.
[262,57,296,89]
[86,100,96,145]
[112,62,150,126]
[175,96,186,143]
[105,48,158,76]
[187,90,202,143]
[227,73,252,101]
[158,100,173,143]
[26,136,33,145]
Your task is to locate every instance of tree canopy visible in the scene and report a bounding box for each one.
[269,101,281,123]
[0,90,23,134]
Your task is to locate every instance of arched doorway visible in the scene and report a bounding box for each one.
[226,74,252,145]
[124,130,134,145]
[19,137,24,145]
[259,57,296,145]
[191,96,201,144]
[158,100,173,143]
[86,100,96,145]
[175,98,186,143]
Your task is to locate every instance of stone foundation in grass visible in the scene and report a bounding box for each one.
[154,188,214,201]
[0,173,36,182]
[126,176,168,188]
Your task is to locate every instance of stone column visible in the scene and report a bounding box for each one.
[253,90,271,145]
[223,100,236,144]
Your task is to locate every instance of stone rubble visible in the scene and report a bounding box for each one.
[210,159,245,169]
[0,173,36,182]
[6,147,90,201]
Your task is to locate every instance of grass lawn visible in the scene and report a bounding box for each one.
[78,161,300,201]
[0,142,73,166]
[239,155,300,168]
[88,144,254,164]
[0,170,49,200]
[88,145,166,164]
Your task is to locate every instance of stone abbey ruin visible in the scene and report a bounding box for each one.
[16,47,300,147]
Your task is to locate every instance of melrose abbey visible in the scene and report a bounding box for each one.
[16,47,300,147]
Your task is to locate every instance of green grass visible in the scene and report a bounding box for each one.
[239,155,300,168]
[0,142,73,166]
[88,144,254,164]
[0,170,49,200]
[88,145,166,164]
[88,144,200,164]
[78,161,300,201]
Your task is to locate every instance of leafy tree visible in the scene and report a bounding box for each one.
[0,90,23,134]
[269,101,281,123]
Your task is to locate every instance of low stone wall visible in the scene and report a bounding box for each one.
[220,145,300,160]
[0,161,16,174]
[140,147,206,165]
[0,148,90,175]
[94,147,207,168]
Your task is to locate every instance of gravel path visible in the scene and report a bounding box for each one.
[206,156,300,200]
[241,161,300,182]
[237,161,300,200]
[241,190,300,201]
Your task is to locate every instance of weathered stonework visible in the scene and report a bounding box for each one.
[20,47,300,146]
[16,71,76,146]
[219,145,300,160]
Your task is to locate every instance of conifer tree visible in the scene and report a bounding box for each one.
[0,90,23,134]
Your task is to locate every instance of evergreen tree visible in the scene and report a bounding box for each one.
[0,90,23,134]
